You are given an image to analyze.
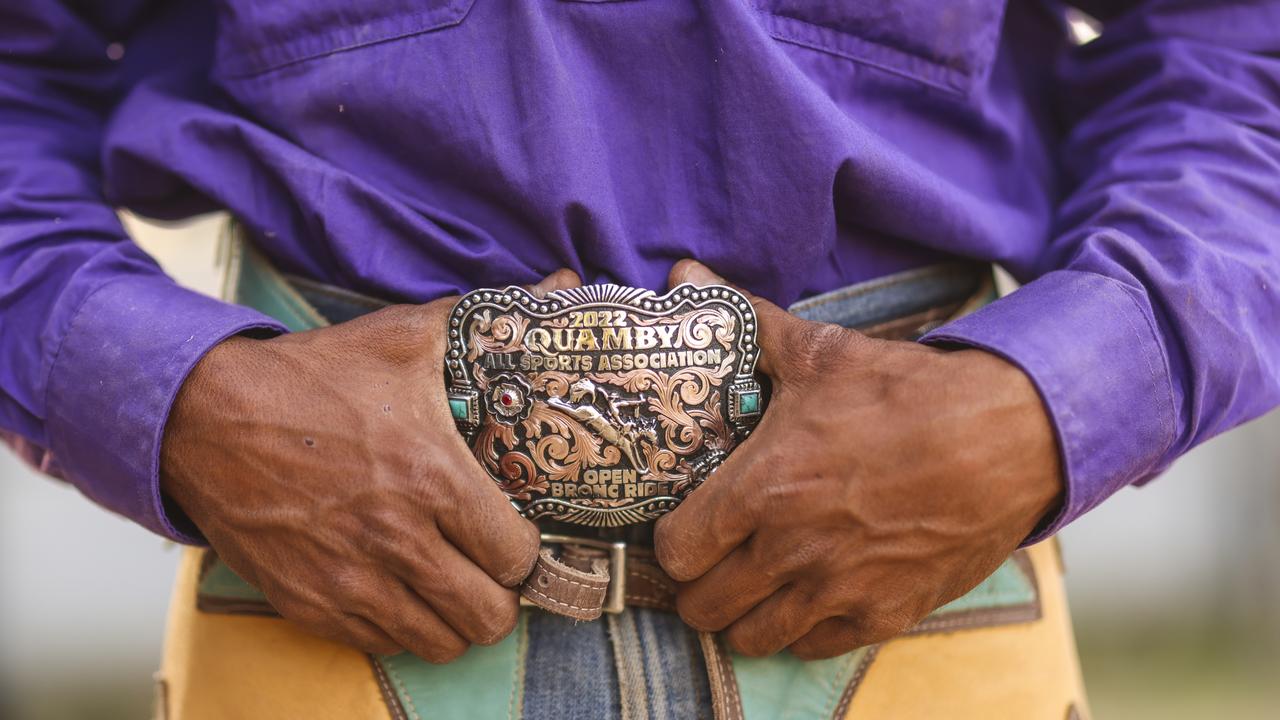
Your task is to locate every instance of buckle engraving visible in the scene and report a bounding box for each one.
[445,283,765,526]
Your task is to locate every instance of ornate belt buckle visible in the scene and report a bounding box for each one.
[445,284,765,526]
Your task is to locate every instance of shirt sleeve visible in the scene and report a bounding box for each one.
[0,2,287,542]
[922,0,1280,542]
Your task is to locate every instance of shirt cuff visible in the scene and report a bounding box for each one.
[43,275,287,543]
[920,270,1178,544]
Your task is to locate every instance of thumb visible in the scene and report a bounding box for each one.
[528,268,582,298]
[667,259,802,381]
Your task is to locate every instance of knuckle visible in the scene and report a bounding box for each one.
[331,567,377,602]
[654,523,698,581]
[848,612,907,646]
[776,536,830,576]
[475,595,520,645]
[497,525,540,587]
[789,322,848,378]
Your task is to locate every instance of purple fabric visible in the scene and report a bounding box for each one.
[1,1,1278,543]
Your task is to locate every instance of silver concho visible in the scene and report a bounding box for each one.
[445,283,765,526]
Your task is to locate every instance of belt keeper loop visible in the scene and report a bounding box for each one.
[522,533,629,615]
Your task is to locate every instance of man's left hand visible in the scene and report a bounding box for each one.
[653,260,1063,659]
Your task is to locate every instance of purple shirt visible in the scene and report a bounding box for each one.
[2,1,1279,544]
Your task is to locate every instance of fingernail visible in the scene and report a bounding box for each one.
[678,260,724,287]
[530,268,580,298]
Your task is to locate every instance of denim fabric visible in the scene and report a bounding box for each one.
[522,609,713,720]
[787,263,986,328]
[523,611,625,719]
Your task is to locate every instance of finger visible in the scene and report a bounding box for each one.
[434,453,542,586]
[310,612,403,656]
[787,617,868,660]
[391,527,522,646]
[653,450,758,581]
[673,536,785,632]
[275,598,402,656]
[527,268,583,298]
[722,584,826,657]
[666,259,803,381]
[363,576,471,664]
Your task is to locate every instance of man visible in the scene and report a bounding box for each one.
[2,0,1278,718]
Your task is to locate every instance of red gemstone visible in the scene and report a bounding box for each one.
[500,392,514,406]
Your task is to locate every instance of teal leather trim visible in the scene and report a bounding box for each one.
[195,550,1036,720]
[228,233,327,332]
[197,556,268,603]
[733,646,873,720]
[934,554,1035,615]
[728,553,1037,720]
[194,554,529,719]
[376,614,528,720]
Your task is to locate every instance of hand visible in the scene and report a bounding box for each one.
[654,260,1063,659]
[161,269,581,662]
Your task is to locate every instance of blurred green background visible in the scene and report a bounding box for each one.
[2,216,1277,720]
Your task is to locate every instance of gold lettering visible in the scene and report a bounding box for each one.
[574,328,599,351]
[525,328,552,353]
[601,327,632,350]
[552,329,574,352]
[655,324,678,348]
[634,326,658,350]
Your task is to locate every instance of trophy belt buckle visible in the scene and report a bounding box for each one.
[445,283,766,527]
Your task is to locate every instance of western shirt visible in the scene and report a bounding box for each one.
[1,0,1278,542]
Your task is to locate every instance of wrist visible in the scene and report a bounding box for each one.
[936,347,1065,535]
[160,334,266,525]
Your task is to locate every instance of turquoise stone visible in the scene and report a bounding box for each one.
[448,397,470,420]
[738,390,760,415]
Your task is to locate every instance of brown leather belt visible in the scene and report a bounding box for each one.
[521,536,676,620]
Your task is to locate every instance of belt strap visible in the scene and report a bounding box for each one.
[520,536,676,621]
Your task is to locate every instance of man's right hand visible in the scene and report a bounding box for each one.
[160,269,581,662]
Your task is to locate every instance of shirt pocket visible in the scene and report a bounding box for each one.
[750,0,1007,95]
[213,0,477,79]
